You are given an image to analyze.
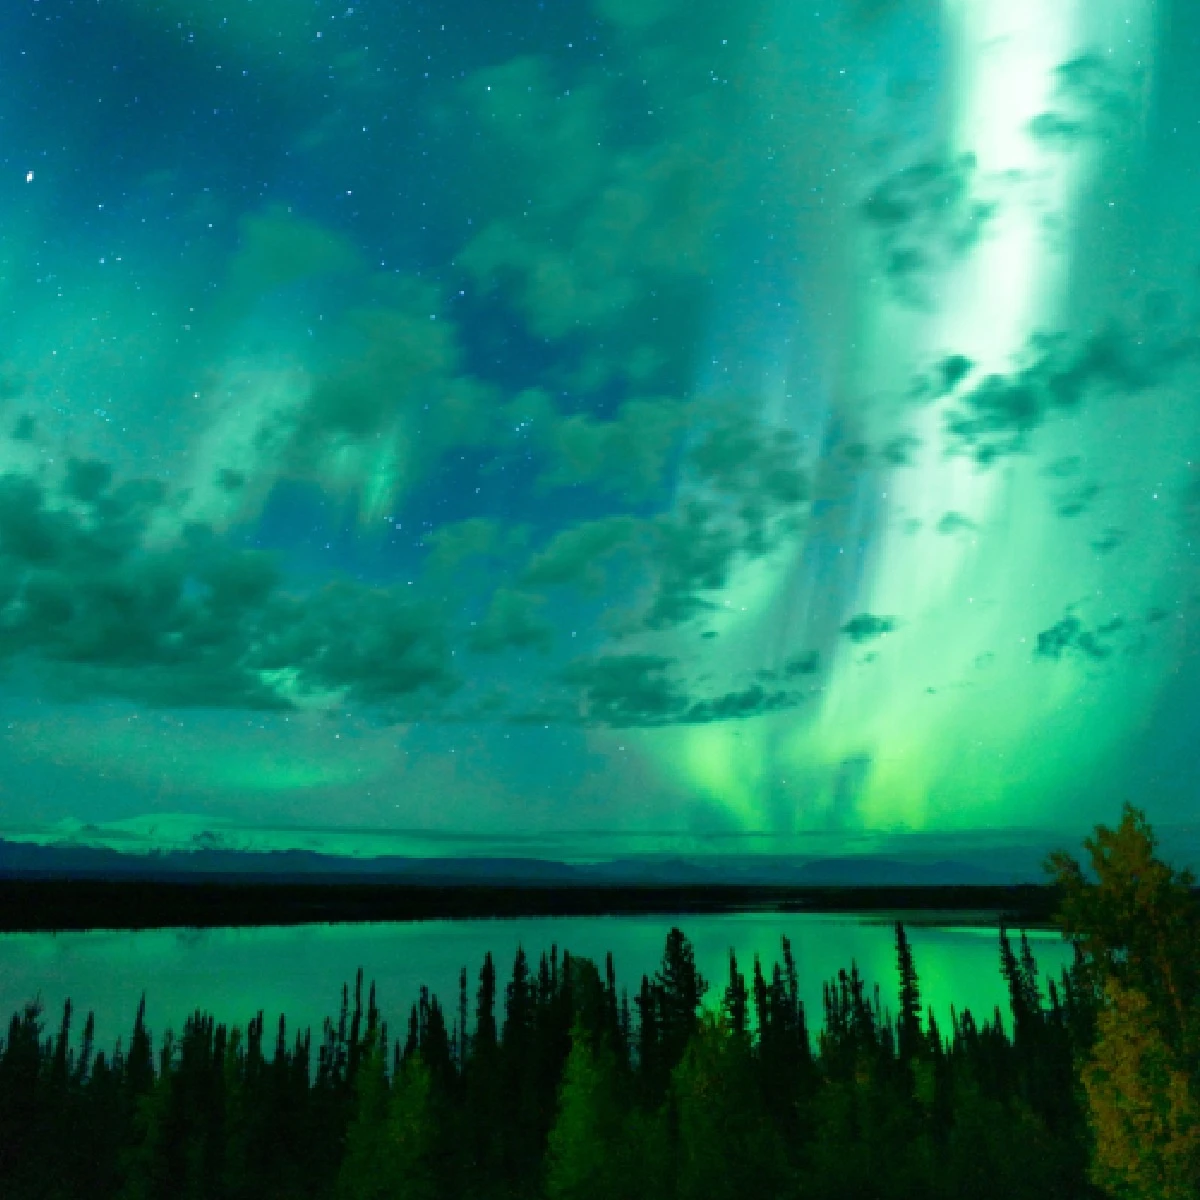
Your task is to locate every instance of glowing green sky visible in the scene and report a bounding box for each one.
[0,0,1196,860]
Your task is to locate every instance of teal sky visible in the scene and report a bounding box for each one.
[0,0,1196,861]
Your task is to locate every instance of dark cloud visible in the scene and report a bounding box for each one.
[520,390,687,503]
[1028,54,1140,150]
[0,473,285,708]
[881,434,921,466]
[689,423,808,499]
[860,154,997,302]
[426,518,529,574]
[250,582,458,707]
[453,36,746,390]
[782,650,820,677]
[1091,527,1126,555]
[516,404,808,629]
[0,467,460,714]
[643,503,740,629]
[936,511,975,535]
[1044,455,1082,478]
[216,468,246,493]
[625,414,810,628]
[1027,112,1086,148]
[687,412,808,513]
[467,589,554,655]
[522,516,644,592]
[841,613,898,643]
[945,325,1155,464]
[558,653,686,727]
[1034,612,1126,662]
[64,458,114,505]
[556,653,805,728]
[227,205,363,303]
[912,354,974,402]
[641,588,718,630]
[681,683,800,724]
[262,290,499,510]
[1054,482,1100,518]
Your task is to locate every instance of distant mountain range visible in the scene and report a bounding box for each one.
[0,836,1039,886]
[4,811,1195,887]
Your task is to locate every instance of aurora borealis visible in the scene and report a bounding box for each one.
[0,0,1197,861]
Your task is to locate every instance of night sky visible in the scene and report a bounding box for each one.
[0,0,1196,864]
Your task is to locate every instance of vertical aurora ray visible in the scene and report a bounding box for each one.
[660,0,1180,835]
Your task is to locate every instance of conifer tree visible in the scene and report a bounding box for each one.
[634,974,661,1101]
[475,951,497,1057]
[503,945,534,1055]
[543,1017,628,1200]
[458,966,469,1071]
[653,928,707,1074]
[334,1035,391,1200]
[723,949,748,1039]
[385,1053,441,1200]
[672,1011,793,1200]
[895,922,923,1063]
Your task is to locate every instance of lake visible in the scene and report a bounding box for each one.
[0,911,1075,1055]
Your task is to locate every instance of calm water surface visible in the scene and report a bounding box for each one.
[0,912,1075,1054]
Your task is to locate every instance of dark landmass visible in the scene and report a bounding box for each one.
[0,877,1070,932]
[0,835,1048,887]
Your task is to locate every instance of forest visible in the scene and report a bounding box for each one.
[0,803,1196,1200]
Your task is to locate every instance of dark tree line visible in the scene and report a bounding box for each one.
[1,802,1195,1199]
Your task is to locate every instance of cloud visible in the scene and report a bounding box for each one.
[522,516,645,592]
[1091,527,1126,555]
[504,406,813,632]
[782,650,820,677]
[841,613,898,643]
[1054,482,1100,518]
[1034,612,1126,662]
[944,325,1156,464]
[558,653,686,727]
[860,153,997,302]
[467,588,554,654]
[554,653,806,728]
[629,411,811,628]
[0,471,287,709]
[225,205,363,312]
[936,511,976,535]
[250,582,458,708]
[450,21,755,391]
[1028,54,1141,150]
[455,55,721,355]
[881,434,921,466]
[681,683,801,724]
[425,518,529,573]
[642,503,740,629]
[528,392,687,503]
[0,466,460,715]
[687,414,808,514]
[275,293,497,513]
[911,354,974,402]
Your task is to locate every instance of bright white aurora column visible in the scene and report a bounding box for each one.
[790,0,1165,833]
[662,0,1173,839]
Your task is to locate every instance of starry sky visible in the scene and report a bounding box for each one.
[0,0,1196,860]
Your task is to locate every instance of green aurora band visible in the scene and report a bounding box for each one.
[0,0,1196,855]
